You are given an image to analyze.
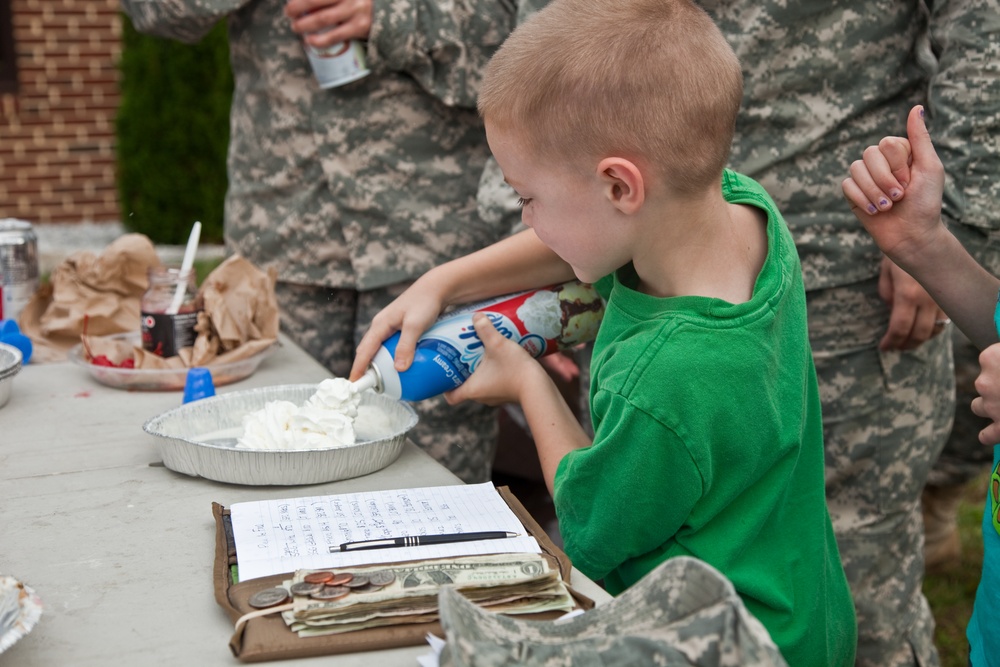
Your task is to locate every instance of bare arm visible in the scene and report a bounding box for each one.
[445,314,590,495]
[350,229,576,380]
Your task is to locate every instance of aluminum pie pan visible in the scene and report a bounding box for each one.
[0,343,22,410]
[142,384,418,486]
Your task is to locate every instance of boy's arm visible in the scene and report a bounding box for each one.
[843,105,1000,350]
[350,229,575,380]
[445,314,590,495]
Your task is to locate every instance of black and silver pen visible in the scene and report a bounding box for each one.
[333,530,520,552]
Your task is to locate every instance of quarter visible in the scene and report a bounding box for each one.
[367,570,396,587]
[311,585,350,600]
[290,581,324,596]
[248,587,290,609]
[344,574,370,588]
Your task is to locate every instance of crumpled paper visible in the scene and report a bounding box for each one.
[19,234,161,363]
[20,236,279,369]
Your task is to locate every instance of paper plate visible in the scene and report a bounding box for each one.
[68,332,276,391]
[142,384,418,486]
[0,576,42,654]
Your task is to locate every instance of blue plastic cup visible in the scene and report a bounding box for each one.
[183,367,216,403]
[0,319,32,364]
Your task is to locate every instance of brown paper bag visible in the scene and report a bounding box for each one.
[19,234,160,363]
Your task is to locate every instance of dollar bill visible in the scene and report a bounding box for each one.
[280,553,575,637]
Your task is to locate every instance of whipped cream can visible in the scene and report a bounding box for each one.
[367,280,605,402]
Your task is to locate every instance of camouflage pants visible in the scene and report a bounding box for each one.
[927,224,1000,489]
[276,281,499,484]
[809,278,954,667]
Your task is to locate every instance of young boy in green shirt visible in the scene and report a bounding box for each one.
[351,0,856,663]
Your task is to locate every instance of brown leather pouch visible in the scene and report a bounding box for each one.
[212,485,595,662]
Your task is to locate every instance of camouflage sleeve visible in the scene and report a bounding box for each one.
[120,0,251,44]
[926,0,1000,231]
[367,0,516,107]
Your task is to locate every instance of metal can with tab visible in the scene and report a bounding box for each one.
[0,219,39,322]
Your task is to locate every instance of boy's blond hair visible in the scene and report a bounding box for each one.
[478,0,743,196]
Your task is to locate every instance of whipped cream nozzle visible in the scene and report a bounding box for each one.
[350,366,382,395]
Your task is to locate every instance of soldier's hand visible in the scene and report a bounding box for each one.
[285,0,373,47]
[877,257,949,351]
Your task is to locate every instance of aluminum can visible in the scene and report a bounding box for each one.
[0,219,39,322]
[305,39,370,89]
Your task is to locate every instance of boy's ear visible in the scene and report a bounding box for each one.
[597,157,644,214]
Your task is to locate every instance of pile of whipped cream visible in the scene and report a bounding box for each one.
[236,378,363,450]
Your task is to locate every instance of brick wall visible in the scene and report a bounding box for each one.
[0,0,121,224]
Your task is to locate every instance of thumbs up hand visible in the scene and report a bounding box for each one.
[842,105,946,267]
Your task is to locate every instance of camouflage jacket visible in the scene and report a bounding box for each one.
[121,0,517,290]
[704,0,1000,290]
[437,556,788,667]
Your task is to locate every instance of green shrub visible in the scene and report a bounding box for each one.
[116,16,233,245]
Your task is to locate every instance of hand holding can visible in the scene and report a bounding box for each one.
[285,0,371,88]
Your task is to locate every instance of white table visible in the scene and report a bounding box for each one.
[0,336,610,666]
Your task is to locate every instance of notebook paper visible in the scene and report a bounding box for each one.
[229,483,542,581]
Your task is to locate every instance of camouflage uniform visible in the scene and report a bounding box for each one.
[121,0,518,483]
[437,556,788,667]
[700,0,1000,665]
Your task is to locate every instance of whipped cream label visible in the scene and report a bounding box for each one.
[417,303,552,390]
[378,280,605,401]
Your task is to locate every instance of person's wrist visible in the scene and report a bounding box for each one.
[520,358,561,404]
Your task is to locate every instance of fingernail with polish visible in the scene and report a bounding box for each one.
[879,198,890,209]
[889,189,902,200]
[867,203,878,214]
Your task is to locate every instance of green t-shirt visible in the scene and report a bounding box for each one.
[553,170,856,667]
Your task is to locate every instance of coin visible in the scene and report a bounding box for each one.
[290,581,324,596]
[367,570,395,587]
[248,587,289,609]
[303,571,334,584]
[344,574,370,588]
[311,585,350,600]
[328,572,353,586]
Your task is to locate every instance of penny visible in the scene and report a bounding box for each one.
[248,587,289,609]
[303,571,334,584]
[328,572,353,586]
[311,585,350,601]
[367,570,395,587]
[290,581,324,596]
[344,574,370,588]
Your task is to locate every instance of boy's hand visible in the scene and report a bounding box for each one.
[349,281,446,382]
[444,313,543,407]
[973,343,1000,445]
[842,105,946,267]
[284,0,372,47]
